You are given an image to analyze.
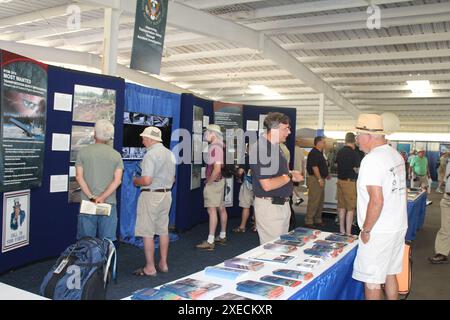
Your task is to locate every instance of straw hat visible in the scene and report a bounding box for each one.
[355,114,386,135]
[206,124,222,135]
[140,126,162,142]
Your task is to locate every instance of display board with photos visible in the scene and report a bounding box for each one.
[127,228,359,300]
[122,111,172,160]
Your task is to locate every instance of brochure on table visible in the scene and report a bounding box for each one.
[124,230,358,300]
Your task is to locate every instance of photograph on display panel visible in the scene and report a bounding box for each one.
[2,190,30,253]
[122,112,172,160]
[72,85,116,123]
[70,125,96,162]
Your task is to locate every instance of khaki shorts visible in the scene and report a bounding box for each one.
[204,179,225,208]
[336,179,357,211]
[413,175,429,188]
[135,192,172,238]
[239,182,254,208]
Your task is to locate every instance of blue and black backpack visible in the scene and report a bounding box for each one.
[40,237,117,300]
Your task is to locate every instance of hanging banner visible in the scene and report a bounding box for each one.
[130,0,168,74]
[0,50,48,192]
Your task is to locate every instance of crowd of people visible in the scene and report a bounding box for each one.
[73,112,449,299]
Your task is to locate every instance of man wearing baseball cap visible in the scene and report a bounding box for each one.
[133,126,176,276]
[352,114,407,300]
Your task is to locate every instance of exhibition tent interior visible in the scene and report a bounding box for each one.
[0,0,449,300]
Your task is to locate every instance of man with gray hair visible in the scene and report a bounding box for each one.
[352,114,407,300]
[250,112,303,244]
[75,119,124,241]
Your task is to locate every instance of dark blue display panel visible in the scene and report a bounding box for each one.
[0,65,125,273]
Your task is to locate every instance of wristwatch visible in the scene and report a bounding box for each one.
[287,172,293,180]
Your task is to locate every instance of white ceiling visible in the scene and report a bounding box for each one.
[1,0,450,133]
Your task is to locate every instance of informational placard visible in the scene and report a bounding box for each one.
[2,189,30,253]
[246,120,259,131]
[0,50,47,192]
[223,177,234,207]
[130,0,168,74]
[51,133,71,151]
[53,92,72,112]
[50,175,68,193]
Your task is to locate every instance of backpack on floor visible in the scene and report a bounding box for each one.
[39,237,117,300]
[396,241,412,299]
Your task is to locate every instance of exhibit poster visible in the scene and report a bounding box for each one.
[130,0,168,74]
[192,133,203,164]
[68,165,81,203]
[2,189,30,253]
[72,84,116,124]
[70,125,95,162]
[0,50,47,192]
[440,143,450,153]
[223,177,234,207]
[190,164,201,190]
[193,105,203,134]
[213,101,243,163]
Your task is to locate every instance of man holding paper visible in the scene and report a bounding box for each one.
[75,119,124,241]
[133,126,176,277]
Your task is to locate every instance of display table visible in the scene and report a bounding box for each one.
[0,282,49,300]
[124,230,364,300]
[406,191,427,241]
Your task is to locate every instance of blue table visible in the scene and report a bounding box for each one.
[288,246,364,300]
[406,192,427,241]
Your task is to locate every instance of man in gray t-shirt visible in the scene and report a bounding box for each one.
[75,120,124,241]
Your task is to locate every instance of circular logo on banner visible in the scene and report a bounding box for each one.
[143,0,164,25]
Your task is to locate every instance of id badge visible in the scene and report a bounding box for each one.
[54,258,69,274]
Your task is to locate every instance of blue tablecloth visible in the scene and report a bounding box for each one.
[288,246,364,300]
[406,192,427,241]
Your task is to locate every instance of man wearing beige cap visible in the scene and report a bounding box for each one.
[352,114,407,300]
[133,126,176,276]
[197,124,229,250]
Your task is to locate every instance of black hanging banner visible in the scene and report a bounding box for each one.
[0,50,48,192]
[130,0,168,75]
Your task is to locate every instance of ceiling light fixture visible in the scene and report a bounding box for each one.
[406,80,433,96]
[248,84,281,98]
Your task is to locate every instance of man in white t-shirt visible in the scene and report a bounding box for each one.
[352,114,408,300]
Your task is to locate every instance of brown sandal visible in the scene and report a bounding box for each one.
[132,267,157,277]
[232,227,246,233]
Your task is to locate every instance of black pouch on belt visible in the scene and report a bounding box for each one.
[271,197,286,205]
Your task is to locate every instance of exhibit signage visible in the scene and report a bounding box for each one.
[130,0,169,74]
[0,50,48,192]
[2,189,30,253]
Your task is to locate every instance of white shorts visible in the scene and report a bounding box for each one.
[352,229,406,284]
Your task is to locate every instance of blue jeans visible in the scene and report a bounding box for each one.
[77,205,117,241]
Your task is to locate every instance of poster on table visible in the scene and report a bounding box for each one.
[72,85,116,124]
[223,177,234,207]
[2,190,30,253]
[130,0,168,74]
[0,50,47,192]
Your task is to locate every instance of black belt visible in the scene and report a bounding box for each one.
[256,196,290,202]
[141,189,171,192]
[339,178,356,182]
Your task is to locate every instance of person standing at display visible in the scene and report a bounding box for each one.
[233,146,255,233]
[335,132,360,235]
[250,112,303,245]
[75,119,124,241]
[428,160,450,264]
[409,148,430,190]
[436,152,449,193]
[305,136,329,228]
[293,137,306,206]
[352,114,407,300]
[133,127,175,276]
[197,124,228,251]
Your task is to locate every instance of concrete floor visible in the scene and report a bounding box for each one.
[294,188,450,299]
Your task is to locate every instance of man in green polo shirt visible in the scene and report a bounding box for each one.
[409,148,430,190]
